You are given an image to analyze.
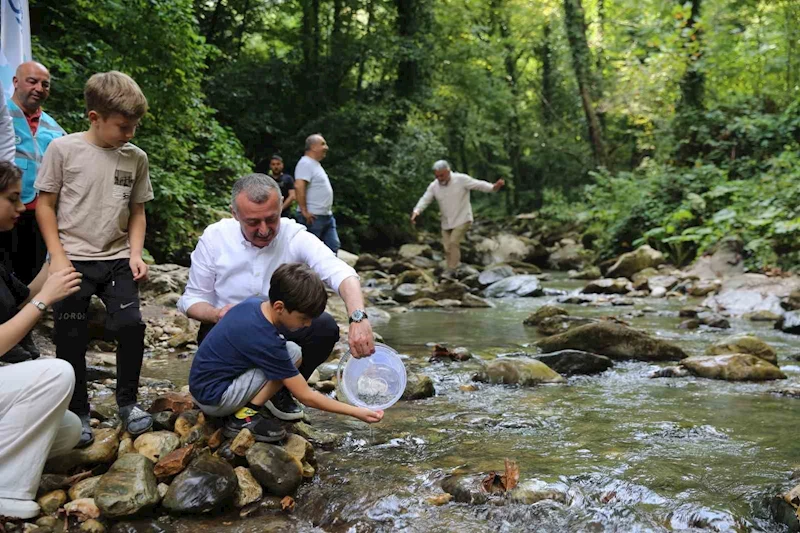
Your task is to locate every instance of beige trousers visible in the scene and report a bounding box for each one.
[441,222,471,269]
[0,359,82,499]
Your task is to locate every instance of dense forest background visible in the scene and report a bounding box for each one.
[27,0,800,271]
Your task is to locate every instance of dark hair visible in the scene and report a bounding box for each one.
[270,155,283,162]
[269,263,327,318]
[0,161,22,193]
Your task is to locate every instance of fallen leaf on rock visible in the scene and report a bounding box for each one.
[481,459,520,494]
[502,458,519,492]
[430,344,455,362]
[281,496,295,512]
[601,491,617,504]
[481,471,500,494]
[427,493,453,506]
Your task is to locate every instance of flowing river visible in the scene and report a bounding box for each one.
[137,274,800,533]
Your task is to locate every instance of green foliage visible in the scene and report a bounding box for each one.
[24,0,800,270]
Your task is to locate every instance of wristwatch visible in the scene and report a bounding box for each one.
[30,299,47,312]
[348,309,368,324]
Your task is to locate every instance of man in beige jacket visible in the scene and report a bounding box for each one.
[411,160,504,270]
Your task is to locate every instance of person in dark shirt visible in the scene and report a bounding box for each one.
[269,155,296,218]
[190,263,383,442]
[0,160,84,519]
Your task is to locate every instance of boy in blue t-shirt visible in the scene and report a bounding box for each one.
[190,262,383,441]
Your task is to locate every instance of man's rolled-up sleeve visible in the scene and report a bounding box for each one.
[177,234,218,315]
[290,231,357,293]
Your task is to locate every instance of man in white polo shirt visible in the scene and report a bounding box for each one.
[178,173,374,421]
[294,133,340,253]
[411,160,505,271]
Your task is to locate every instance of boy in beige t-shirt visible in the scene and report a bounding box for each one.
[35,71,154,448]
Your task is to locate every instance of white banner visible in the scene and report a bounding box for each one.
[0,0,31,98]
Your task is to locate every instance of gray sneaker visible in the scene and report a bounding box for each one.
[119,404,153,435]
[76,414,94,448]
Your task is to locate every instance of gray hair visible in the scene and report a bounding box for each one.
[231,173,282,214]
[432,160,451,172]
[305,134,324,152]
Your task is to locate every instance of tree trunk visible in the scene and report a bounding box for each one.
[234,0,252,58]
[491,0,520,209]
[677,0,704,111]
[356,0,375,99]
[205,0,224,45]
[394,0,432,101]
[563,0,607,167]
[540,20,555,126]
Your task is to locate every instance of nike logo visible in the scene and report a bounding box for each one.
[120,302,136,310]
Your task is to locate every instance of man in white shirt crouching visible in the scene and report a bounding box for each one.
[178,174,375,421]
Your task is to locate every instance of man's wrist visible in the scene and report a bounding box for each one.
[348,309,369,324]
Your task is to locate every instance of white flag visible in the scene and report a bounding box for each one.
[0,0,32,98]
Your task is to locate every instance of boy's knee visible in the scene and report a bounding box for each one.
[107,308,145,333]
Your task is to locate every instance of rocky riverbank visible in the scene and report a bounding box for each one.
[5,218,800,532]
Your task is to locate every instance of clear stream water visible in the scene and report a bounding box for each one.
[140,274,800,533]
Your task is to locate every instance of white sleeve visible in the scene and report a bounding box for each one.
[463,174,495,193]
[0,85,16,163]
[294,158,312,182]
[177,231,218,314]
[288,230,358,293]
[413,181,436,214]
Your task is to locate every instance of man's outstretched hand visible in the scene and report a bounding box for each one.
[493,179,505,191]
[349,319,375,358]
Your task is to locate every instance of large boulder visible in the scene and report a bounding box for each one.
[535,321,688,362]
[140,264,189,297]
[430,280,469,300]
[568,266,601,280]
[478,265,515,287]
[440,475,488,504]
[581,278,633,295]
[705,334,778,364]
[402,373,435,400]
[685,236,745,280]
[605,245,665,279]
[474,234,533,266]
[547,240,589,271]
[393,269,434,287]
[523,305,569,326]
[536,316,597,337]
[777,311,800,335]
[680,354,786,381]
[483,275,543,298]
[94,454,160,518]
[394,283,434,303]
[45,428,120,474]
[473,358,565,386]
[245,443,303,497]
[785,289,800,311]
[398,244,432,260]
[460,294,494,308]
[133,431,180,463]
[532,350,613,376]
[162,454,237,513]
[703,274,800,317]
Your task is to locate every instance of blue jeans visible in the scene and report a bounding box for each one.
[303,214,340,253]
